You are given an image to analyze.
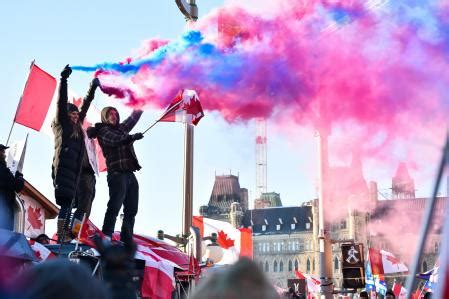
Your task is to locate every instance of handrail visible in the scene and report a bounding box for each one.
[14,193,26,233]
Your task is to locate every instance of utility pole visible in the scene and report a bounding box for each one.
[175,0,198,238]
[316,97,334,297]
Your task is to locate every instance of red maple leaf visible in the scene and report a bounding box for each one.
[217,230,235,249]
[386,254,400,266]
[72,97,83,108]
[27,206,43,230]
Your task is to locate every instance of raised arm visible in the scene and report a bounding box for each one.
[79,78,100,123]
[120,110,143,133]
[55,65,72,125]
[97,126,142,147]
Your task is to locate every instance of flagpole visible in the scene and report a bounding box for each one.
[405,132,449,298]
[142,100,183,134]
[6,60,36,146]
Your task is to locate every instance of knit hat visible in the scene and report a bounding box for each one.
[67,103,79,113]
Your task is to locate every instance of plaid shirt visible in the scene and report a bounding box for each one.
[96,110,143,172]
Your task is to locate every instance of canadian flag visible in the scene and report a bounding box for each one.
[28,239,55,261]
[159,89,204,125]
[135,244,176,299]
[295,270,320,296]
[14,62,106,173]
[392,281,407,298]
[192,216,252,265]
[76,218,105,247]
[369,248,408,275]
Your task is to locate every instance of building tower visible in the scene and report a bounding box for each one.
[392,162,415,199]
[255,118,267,203]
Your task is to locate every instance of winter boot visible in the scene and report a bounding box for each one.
[57,219,73,243]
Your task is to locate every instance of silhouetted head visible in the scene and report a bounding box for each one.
[359,291,369,298]
[15,259,109,299]
[192,258,278,299]
[385,289,395,299]
[0,144,8,161]
[101,107,120,125]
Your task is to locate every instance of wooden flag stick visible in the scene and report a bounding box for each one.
[142,100,183,135]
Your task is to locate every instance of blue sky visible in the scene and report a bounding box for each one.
[0,1,444,237]
[0,1,320,236]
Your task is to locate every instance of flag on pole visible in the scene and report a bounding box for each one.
[295,270,320,295]
[192,216,253,264]
[392,281,407,298]
[15,63,57,131]
[369,248,408,275]
[13,63,106,173]
[159,89,204,125]
[5,135,28,174]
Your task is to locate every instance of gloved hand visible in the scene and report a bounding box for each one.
[91,77,101,89]
[131,133,144,141]
[86,127,98,139]
[61,64,72,79]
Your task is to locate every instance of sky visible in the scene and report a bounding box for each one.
[0,0,448,239]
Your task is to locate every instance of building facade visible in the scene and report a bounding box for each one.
[199,163,444,290]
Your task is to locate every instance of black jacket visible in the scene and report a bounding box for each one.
[0,162,24,204]
[51,78,96,204]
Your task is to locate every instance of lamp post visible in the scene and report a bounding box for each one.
[175,0,198,239]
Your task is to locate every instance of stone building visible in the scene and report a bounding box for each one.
[241,204,317,289]
[254,192,283,209]
[199,174,248,222]
[198,162,444,290]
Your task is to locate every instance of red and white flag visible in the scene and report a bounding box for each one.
[77,218,105,247]
[369,248,408,275]
[295,270,320,295]
[192,216,252,264]
[159,89,204,125]
[135,244,176,299]
[28,239,55,261]
[14,62,106,173]
[392,281,407,298]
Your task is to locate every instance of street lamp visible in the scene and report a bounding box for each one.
[174,0,199,241]
[175,0,198,21]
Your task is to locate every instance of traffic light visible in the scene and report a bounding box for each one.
[341,243,365,289]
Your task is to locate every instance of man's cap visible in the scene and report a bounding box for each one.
[0,144,9,150]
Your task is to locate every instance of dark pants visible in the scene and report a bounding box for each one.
[102,172,139,244]
[0,191,14,230]
[73,172,96,222]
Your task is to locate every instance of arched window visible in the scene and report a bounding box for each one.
[259,261,263,270]
[422,261,428,272]
[334,257,339,270]
[274,260,278,272]
[265,261,269,272]
[288,260,293,272]
[294,259,299,271]
[306,258,311,273]
[280,261,284,272]
[312,258,315,272]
